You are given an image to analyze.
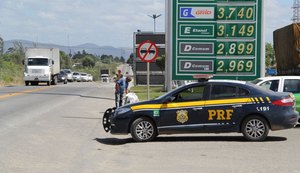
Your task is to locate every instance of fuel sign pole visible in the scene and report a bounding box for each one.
[137,40,159,100]
[167,0,263,82]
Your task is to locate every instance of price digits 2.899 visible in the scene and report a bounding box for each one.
[216,42,255,56]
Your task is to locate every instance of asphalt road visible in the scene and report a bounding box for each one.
[0,82,300,173]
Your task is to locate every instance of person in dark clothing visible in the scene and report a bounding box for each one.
[115,76,132,107]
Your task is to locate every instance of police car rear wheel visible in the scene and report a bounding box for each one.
[130,117,157,142]
[242,116,269,141]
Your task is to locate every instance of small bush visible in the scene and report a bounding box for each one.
[0,60,23,86]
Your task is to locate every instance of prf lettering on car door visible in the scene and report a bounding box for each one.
[208,109,233,120]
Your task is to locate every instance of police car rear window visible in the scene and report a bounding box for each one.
[238,88,249,96]
[210,85,249,99]
[211,85,236,99]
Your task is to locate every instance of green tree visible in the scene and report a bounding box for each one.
[72,51,84,60]
[60,51,72,69]
[82,55,95,67]
[127,53,134,66]
[120,56,125,63]
[100,54,108,63]
[114,56,120,62]
[265,42,275,67]
[155,54,165,72]
[3,41,25,64]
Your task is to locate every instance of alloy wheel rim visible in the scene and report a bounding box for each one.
[245,119,265,139]
[135,121,154,140]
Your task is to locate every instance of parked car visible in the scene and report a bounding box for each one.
[103,79,298,142]
[251,76,300,122]
[62,69,74,82]
[87,74,93,82]
[58,70,68,84]
[101,74,109,83]
[72,72,82,82]
[80,73,89,82]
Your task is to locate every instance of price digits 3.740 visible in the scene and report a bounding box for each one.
[217,6,255,20]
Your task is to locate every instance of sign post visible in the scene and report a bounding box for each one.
[137,40,159,100]
[168,0,263,81]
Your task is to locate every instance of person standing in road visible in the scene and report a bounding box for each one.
[114,69,123,107]
[115,69,122,81]
[115,76,132,108]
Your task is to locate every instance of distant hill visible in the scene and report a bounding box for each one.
[3,40,133,59]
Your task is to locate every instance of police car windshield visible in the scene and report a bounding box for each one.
[155,84,190,100]
[249,79,263,85]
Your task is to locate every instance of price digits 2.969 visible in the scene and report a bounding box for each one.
[216,59,254,73]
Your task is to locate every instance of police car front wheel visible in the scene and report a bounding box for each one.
[130,117,157,142]
[242,115,269,141]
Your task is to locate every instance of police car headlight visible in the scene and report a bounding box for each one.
[116,107,131,115]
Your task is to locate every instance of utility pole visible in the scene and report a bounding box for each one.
[0,36,3,56]
[148,14,162,32]
[292,0,300,23]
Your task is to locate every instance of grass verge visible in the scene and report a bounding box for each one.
[130,86,166,101]
[0,60,24,86]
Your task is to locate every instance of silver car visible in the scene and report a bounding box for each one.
[72,72,82,82]
[87,74,93,82]
[80,73,89,82]
[62,69,74,82]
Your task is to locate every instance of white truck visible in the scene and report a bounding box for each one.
[23,48,60,86]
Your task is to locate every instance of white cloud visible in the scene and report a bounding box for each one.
[38,12,57,20]
[0,0,294,47]
[264,0,293,43]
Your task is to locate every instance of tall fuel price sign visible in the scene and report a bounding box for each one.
[167,0,264,80]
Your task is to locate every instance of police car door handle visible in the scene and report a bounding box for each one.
[193,107,203,111]
[232,105,242,108]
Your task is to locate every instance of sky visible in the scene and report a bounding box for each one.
[0,0,294,48]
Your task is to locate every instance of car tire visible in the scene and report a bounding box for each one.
[51,76,58,85]
[130,117,157,142]
[241,115,269,141]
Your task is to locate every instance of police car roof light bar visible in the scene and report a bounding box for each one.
[193,74,213,82]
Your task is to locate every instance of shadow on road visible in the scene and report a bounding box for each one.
[95,135,287,145]
[95,138,134,145]
[61,116,101,120]
[154,136,287,142]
